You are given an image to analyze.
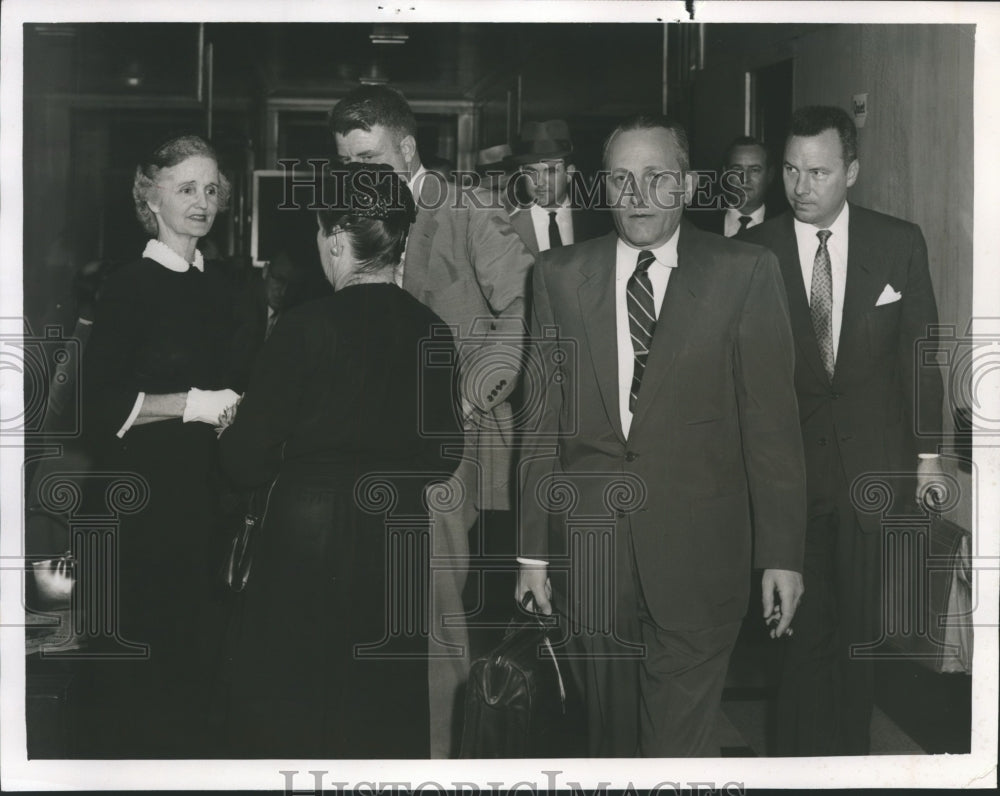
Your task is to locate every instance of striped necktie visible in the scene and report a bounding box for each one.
[810,229,835,381]
[627,250,657,412]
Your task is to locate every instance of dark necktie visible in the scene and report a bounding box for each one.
[548,210,563,249]
[738,215,752,232]
[265,311,278,340]
[627,250,657,412]
[810,229,835,381]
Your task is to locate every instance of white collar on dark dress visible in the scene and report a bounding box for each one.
[143,239,204,273]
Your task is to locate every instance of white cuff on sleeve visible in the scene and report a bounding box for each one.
[116,392,145,438]
[517,557,548,567]
[917,453,940,459]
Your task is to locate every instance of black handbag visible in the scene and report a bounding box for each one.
[460,598,580,758]
[221,478,277,592]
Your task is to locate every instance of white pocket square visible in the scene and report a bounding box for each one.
[875,284,902,306]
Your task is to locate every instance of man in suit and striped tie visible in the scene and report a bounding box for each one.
[517,115,807,756]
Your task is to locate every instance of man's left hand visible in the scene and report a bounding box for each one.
[762,568,804,639]
[916,456,948,509]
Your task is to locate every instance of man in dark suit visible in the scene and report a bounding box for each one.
[517,115,807,756]
[690,136,780,236]
[506,119,609,254]
[331,85,535,758]
[231,252,307,391]
[743,105,944,756]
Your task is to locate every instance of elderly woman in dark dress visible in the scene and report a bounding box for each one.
[80,134,240,756]
[220,164,461,758]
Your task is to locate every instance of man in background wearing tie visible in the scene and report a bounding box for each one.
[691,135,777,237]
[331,85,534,758]
[231,251,305,392]
[517,115,806,756]
[507,119,609,254]
[743,105,944,755]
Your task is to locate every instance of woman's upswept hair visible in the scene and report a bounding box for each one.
[317,163,416,277]
[132,134,231,236]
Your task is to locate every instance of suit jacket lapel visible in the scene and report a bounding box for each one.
[840,205,888,338]
[576,234,625,443]
[771,214,830,386]
[571,208,588,245]
[401,177,441,296]
[630,222,706,431]
[510,209,539,255]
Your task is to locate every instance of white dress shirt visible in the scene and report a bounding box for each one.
[616,232,679,438]
[529,202,574,251]
[723,203,766,238]
[117,240,206,438]
[407,164,428,206]
[794,202,849,361]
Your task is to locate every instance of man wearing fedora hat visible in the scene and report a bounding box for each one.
[507,119,609,254]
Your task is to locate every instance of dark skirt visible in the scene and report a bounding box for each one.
[71,421,228,757]
[224,471,431,758]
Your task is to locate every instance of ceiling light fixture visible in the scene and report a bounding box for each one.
[358,63,389,86]
[369,25,408,45]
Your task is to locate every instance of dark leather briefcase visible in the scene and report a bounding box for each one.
[460,601,581,758]
[882,513,973,674]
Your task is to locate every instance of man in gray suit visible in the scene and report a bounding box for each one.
[331,85,535,758]
[518,115,806,756]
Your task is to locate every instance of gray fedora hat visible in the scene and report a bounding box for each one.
[511,119,573,165]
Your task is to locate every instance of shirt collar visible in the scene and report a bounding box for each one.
[725,203,766,224]
[407,165,428,203]
[616,224,680,275]
[793,201,850,245]
[531,199,572,216]
[143,239,204,273]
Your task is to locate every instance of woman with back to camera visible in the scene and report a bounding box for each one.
[79,134,240,757]
[219,163,461,758]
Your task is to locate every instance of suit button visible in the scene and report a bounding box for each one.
[625,451,638,462]
[831,392,842,400]
[499,379,508,387]
[818,437,828,446]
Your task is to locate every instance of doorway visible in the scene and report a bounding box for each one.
[748,58,793,214]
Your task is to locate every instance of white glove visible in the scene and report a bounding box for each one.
[32,557,75,606]
[183,388,240,426]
